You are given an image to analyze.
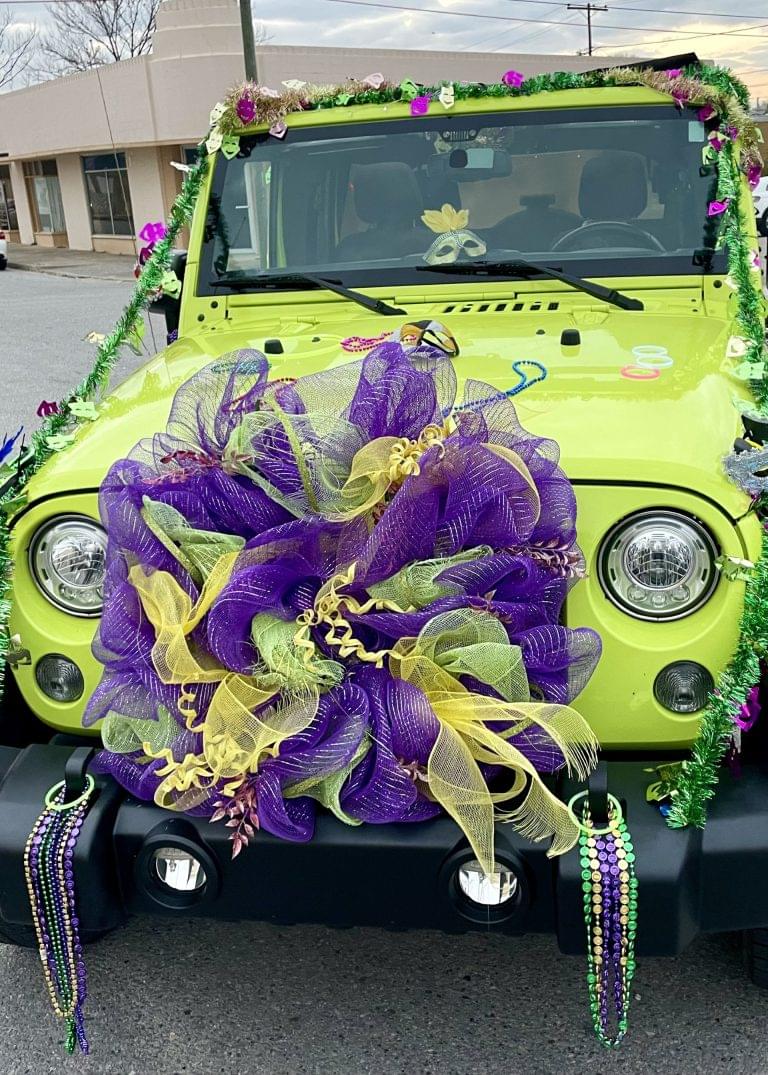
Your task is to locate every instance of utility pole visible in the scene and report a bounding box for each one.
[567,3,608,56]
[240,0,258,82]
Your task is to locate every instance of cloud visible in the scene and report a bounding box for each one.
[7,0,768,99]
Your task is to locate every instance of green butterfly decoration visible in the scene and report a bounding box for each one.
[715,554,755,582]
[68,399,99,421]
[45,434,76,452]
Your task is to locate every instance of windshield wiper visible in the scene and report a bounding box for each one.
[417,258,643,311]
[209,272,405,316]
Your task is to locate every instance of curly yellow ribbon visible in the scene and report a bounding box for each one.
[294,562,407,667]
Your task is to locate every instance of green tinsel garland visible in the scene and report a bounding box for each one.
[0,149,208,696]
[665,134,768,826]
[0,62,765,833]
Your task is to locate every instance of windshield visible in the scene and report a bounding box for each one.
[201,105,723,292]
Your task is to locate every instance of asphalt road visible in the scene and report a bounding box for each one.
[2,267,768,1075]
[1,268,150,435]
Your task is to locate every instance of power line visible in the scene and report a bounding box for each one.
[323,1,768,40]
[463,8,579,50]
[591,20,768,48]
[495,0,768,22]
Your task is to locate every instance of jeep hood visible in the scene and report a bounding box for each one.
[24,304,752,519]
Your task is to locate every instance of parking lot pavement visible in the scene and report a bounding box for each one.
[2,268,768,1075]
[1,268,151,435]
[2,918,767,1075]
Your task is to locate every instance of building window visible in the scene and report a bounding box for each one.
[22,159,65,234]
[82,152,134,236]
[0,165,17,232]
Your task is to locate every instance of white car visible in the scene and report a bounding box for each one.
[0,229,6,271]
[755,175,768,237]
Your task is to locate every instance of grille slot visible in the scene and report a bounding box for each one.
[441,300,559,315]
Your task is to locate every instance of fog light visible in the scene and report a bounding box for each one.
[35,654,84,702]
[457,859,519,906]
[654,661,714,713]
[153,847,207,893]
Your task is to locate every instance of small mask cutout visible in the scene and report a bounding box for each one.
[421,204,487,266]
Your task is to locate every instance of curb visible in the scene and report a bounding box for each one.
[7,260,133,283]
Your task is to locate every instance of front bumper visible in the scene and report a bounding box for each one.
[1,743,767,954]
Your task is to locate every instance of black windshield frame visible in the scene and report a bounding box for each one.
[197,104,725,297]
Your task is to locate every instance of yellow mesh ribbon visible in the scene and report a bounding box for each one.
[390,610,597,874]
[128,554,318,807]
[201,675,318,780]
[487,444,541,528]
[128,552,240,685]
[330,420,454,520]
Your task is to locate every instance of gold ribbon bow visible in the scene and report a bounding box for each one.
[390,609,597,874]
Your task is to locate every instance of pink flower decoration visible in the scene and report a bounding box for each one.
[259,86,281,99]
[502,70,524,88]
[735,685,761,731]
[410,95,431,117]
[666,68,682,78]
[753,251,762,271]
[748,163,763,189]
[726,124,739,139]
[707,199,729,216]
[709,134,724,153]
[362,72,385,89]
[36,400,59,418]
[697,103,715,122]
[236,96,256,123]
[269,120,287,139]
[138,221,167,244]
[671,88,688,106]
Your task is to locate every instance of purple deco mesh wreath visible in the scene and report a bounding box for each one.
[86,343,601,865]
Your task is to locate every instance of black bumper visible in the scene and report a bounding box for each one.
[1,743,767,954]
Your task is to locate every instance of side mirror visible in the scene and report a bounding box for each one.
[149,250,187,339]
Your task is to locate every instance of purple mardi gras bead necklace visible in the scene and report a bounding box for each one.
[570,791,638,1047]
[23,774,96,1055]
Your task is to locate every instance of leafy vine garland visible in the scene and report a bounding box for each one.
[0,62,765,833]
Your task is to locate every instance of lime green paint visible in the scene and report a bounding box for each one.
[7,90,765,749]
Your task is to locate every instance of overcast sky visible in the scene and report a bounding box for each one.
[7,0,768,102]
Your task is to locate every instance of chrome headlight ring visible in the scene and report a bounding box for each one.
[29,515,107,617]
[597,510,719,622]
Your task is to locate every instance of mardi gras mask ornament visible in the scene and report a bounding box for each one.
[422,204,487,265]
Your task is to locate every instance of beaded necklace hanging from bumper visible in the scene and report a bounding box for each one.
[571,792,638,1048]
[23,775,96,1055]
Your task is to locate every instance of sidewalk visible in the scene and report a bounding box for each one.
[7,242,135,282]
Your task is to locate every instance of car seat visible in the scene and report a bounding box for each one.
[335,162,426,263]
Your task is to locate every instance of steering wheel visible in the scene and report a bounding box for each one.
[552,221,665,253]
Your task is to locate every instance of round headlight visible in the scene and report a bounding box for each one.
[598,511,718,621]
[30,515,107,616]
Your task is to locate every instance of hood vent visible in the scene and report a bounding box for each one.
[441,300,560,315]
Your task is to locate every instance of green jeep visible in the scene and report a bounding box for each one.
[1,58,767,1051]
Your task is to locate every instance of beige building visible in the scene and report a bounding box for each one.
[0,0,639,255]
